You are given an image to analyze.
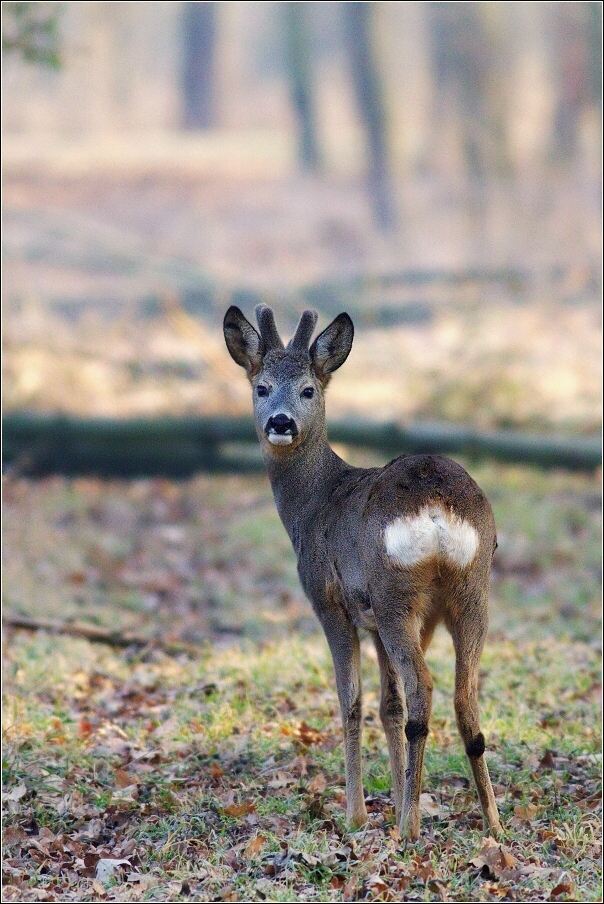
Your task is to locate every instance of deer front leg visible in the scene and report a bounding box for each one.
[319,601,367,829]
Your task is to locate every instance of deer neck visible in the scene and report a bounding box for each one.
[263,422,347,544]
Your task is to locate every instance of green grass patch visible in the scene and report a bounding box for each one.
[3,629,600,901]
[3,466,601,900]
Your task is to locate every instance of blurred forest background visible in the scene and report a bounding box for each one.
[2,5,602,902]
[2,0,601,432]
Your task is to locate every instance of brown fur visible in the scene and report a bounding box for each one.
[223,305,502,840]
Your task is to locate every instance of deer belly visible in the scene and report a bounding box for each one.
[383,505,479,569]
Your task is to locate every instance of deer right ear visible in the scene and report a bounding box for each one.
[223,306,264,376]
[310,312,354,385]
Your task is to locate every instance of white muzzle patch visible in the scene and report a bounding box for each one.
[384,505,479,569]
[267,432,294,446]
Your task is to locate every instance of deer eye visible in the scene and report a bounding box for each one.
[302,387,314,399]
[257,385,269,397]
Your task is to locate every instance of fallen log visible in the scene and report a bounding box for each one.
[330,420,602,473]
[2,412,600,476]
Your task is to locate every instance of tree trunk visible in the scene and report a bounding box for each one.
[182,1,217,129]
[342,1,396,230]
[283,1,320,170]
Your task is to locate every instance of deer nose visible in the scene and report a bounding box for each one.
[266,414,297,436]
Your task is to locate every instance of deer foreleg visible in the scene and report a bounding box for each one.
[320,600,367,829]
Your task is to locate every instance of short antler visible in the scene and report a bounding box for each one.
[287,309,318,351]
[255,305,285,351]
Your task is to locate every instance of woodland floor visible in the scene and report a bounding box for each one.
[3,461,601,902]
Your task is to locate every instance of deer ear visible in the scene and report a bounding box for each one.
[310,312,354,384]
[223,306,264,376]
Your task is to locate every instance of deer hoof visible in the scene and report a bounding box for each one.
[487,819,504,840]
[347,807,368,830]
[401,809,420,841]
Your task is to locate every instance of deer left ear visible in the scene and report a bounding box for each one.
[310,313,354,384]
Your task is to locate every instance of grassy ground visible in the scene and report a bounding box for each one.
[2,461,601,902]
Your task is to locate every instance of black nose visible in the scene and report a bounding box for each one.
[266,414,297,435]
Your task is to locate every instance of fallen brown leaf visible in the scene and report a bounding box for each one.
[225,848,239,870]
[427,878,449,901]
[539,749,556,770]
[210,761,225,780]
[416,862,436,883]
[244,835,265,860]
[364,874,389,895]
[513,802,539,820]
[288,755,310,777]
[78,717,95,738]
[483,881,513,898]
[575,792,601,811]
[82,851,101,874]
[114,768,139,788]
[4,826,29,845]
[538,830,562,841]
[223,801,256,818]
[281,720,324,744]
[470,838,517,880]
[342,876,359,900]
[308,772,327,794]
[550,879,575,899]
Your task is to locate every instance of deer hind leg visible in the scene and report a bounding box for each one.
[420,607,442,653]
[373,631,406,824]
[376,612,434,841]
[449,602,502,837]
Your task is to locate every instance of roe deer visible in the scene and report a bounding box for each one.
[223,305,502,840]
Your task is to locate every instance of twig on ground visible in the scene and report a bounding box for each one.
[2,611,201,657]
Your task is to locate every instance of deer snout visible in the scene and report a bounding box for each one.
[266,414,298,446]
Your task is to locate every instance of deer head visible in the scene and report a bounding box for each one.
[223,305,354,452]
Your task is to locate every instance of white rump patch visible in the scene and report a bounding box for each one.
[384,506,479,569]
